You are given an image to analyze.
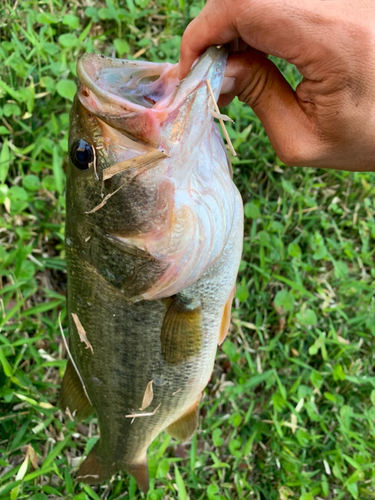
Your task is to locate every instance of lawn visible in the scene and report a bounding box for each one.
[1,1,375,499]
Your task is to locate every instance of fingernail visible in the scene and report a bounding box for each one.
[221,77,236,94]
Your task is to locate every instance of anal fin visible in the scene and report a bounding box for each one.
[218,287,235,346]
[166,398,200,441]
[58,359,93,420]
[161,296,202,365]
[76,442,116,485]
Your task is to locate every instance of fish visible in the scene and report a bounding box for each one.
[59,46,243,492]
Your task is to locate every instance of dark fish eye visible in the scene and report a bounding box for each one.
[70,139,95,171]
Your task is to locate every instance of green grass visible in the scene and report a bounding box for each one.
[1,1,375,499]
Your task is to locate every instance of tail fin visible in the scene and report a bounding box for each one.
[126,460,149,493]
[77,442,149,493]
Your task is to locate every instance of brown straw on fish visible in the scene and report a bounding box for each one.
[86,182,127,214]
[58,312,93,406]
[71,312,94,354]
[91,146,99,181]
[77,474,99,481]
[209,109,234,122]
[125,403,162,424]
[102,150,167,182]
[205,79,237,157]
[87,151,168,214]
[139,380,154,411]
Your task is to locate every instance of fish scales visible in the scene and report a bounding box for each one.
[60,46,243,492]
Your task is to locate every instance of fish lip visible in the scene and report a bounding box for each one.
[76,46,228,116]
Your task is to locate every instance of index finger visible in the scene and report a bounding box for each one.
[178,1,239,79]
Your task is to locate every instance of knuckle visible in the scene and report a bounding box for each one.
[236,57,272,107]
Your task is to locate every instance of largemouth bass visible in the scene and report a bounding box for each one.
[59,46,243,492]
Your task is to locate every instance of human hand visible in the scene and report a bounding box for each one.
[179,0,375,171]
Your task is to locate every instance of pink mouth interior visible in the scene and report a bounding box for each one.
[93,65,179,110]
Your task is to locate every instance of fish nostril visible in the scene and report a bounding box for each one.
[153,377,168,386]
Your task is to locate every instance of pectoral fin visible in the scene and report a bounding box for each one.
[58,359,93,420]
[161,296,202,365]
[166,398,200,441]
[218,287,235,346]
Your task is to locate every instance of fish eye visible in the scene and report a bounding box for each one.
[70,139,95,171]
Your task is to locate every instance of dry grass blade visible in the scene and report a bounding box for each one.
[172,388,182,396]
[209,109,234,122]
[27,444,39,470]
[71,312,93,354]
[271,301,286,333]
[337,335,350,345]
[133,47,147,59]
[206,79,237,156]
[85,181,127,214]
[39,402,54,409]
[87,151,167,214]
[125,402,161,419]
[0,411,29,421]
[77,474,100,480]
[91,146,98,181]
[290,413,298,434]
[102,150,167,181]
[58,312,93,406]
[139,380,154,411]
[65,406,74,422]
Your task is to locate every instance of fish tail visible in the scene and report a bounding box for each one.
[124,459,149,493]
[77,442,149,493]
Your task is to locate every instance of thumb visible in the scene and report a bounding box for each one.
[223,50,324,167]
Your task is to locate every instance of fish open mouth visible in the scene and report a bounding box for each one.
[93,72,162,108]
[77,54,180,111]
[77,47,227,115]
[76,47,227,147]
